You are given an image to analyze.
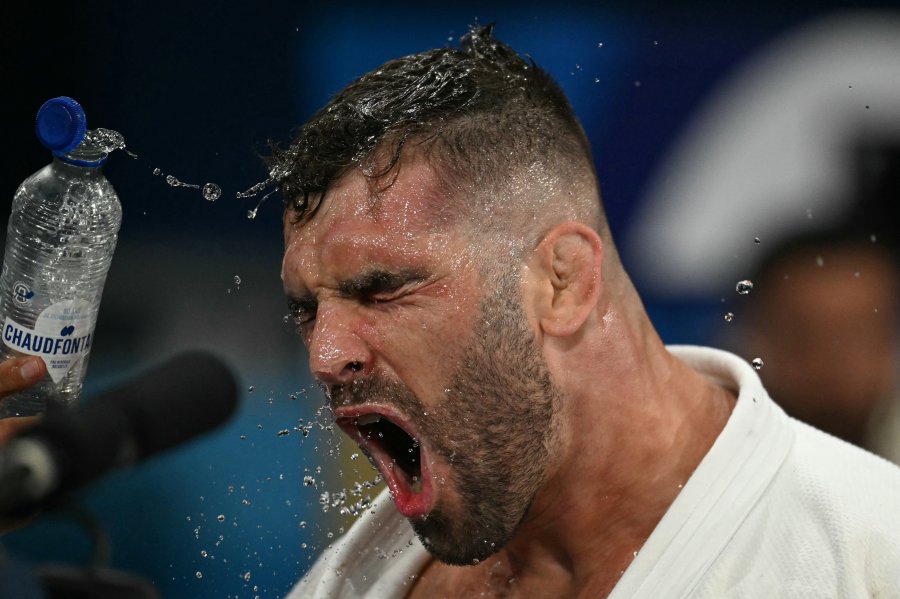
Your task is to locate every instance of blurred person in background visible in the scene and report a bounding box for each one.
[740,229,900,464]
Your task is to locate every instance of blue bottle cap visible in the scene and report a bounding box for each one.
[35,96,87,153]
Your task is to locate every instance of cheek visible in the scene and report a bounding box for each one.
[366,297,479,400]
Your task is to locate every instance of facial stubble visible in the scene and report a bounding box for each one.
[337,285,560,565]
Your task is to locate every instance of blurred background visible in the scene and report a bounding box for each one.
[1,1,898,597]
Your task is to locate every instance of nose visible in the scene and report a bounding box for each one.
[307,302,372,385]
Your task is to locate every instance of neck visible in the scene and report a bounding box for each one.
[498,294,736,596]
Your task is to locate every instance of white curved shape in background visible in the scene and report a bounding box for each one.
[625,11,900,297]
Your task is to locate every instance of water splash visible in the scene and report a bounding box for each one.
[202,182,221,201]
[245,188,278,220]
[751,358,764,370]
[735,280,754,295]
[84,128,126,153]
[165,174,200,190]
[237,179,272,199]
[155,169,223,203]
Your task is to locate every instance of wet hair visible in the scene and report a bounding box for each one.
[272,24,603,236]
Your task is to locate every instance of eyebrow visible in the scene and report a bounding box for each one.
[337,267,430,298]
[286,266,430,318]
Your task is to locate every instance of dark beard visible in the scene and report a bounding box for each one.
[410,288,558,564]
[328,280,559,565]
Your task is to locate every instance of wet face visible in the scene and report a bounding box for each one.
[282,161,559,565]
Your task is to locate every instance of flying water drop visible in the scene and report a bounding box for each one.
[165,174,200,190]
[724,312,734,322]
[735,280,754,295]
[202,182,221,201]
[751,358,764,370]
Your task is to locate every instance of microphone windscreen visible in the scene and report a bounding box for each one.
[23,351,239,493]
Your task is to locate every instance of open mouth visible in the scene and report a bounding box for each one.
[335,407,434,519]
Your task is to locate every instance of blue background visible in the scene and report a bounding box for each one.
[2,1,896,597]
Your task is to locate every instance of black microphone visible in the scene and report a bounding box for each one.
[0,351,239,518]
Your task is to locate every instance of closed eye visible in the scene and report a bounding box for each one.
[365,280,420,304]
[287,297,317,332]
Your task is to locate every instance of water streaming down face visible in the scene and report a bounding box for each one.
[331,272,559,565]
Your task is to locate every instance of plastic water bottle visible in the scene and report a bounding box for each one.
[0,97,122,418]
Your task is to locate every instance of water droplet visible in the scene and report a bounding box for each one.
[200,550,208,558]
[247,208,258,220]
[277,429,291,437]
[84,128,126,152]
[233,275,242,285]
[243,571,252,582]
[237,179,271,199]
[816,256,824,267]
[247,385,254,393]
[870,234,878,243]
[165,174,201,190]
[196,571,203,579]
[217,514,225,522]
[350,453,359,461]
[152,168,162,176]
[724,312,734,322]
[753,236,761,244]
[299,520,307,528]
[304,476,316,486]
[634,80,642,87]
[752,358,764,370]
[597,42,604,48]
[735,280,754,295]
[202,182,221,201]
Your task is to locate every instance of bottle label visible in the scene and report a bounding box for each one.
[2,299,95,382]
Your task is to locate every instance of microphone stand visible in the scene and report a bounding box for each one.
[3,500,162,599]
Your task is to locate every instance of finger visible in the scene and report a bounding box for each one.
[0,356,47,396]
[0,415,39,445]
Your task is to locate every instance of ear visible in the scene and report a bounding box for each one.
[525,222,603,337]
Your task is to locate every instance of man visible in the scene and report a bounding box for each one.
[278,26,900,598]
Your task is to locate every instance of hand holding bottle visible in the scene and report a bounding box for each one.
[0,357,47,443]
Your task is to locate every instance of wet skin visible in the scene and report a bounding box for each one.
[282,159,736,597]
[282,156,564,566]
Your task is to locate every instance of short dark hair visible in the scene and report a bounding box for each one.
[273,24,602,233]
